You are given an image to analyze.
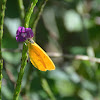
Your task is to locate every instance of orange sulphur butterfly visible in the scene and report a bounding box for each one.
[16,26,55,71]
[28,40,55,71]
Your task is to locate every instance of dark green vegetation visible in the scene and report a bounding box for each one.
[1,0,100,100]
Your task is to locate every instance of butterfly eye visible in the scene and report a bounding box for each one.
[28,38,34,43]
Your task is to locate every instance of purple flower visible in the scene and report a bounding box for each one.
[16,26,34,42]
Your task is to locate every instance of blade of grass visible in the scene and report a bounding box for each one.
[37,71,56,100]
[41,78,56,100]
[0,0,7,99]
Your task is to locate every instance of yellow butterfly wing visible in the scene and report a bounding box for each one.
[28,42,55,71]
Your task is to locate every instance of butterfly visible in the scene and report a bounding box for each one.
[16,26,55,71]
[28,39,55,71]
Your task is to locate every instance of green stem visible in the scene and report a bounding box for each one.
[0,0,7,99]
[41,78,56,100]
[18,0,25,25]
[13,0,38,100]
[24,64,33,93]
[25,0,38,28]
[13,43,28,100]
[32,0,48,33]
[0,0,7,57]
[0,60,3,100]
[38,71,56,100]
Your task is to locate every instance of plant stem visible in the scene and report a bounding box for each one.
[25,0,38,28]
[18,0,25,25]
[24,64,33,92]
[38,71,56,100]
[32,0,48,33]
[13,0,38,100]
[0,0,7,99]
[0,60,3,100]
[13,43,28,100]
[41,78,56,100]
[0,0,7,58]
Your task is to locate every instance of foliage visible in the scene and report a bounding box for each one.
[1,0,100,100]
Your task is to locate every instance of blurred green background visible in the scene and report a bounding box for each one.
[1,0,100,100]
